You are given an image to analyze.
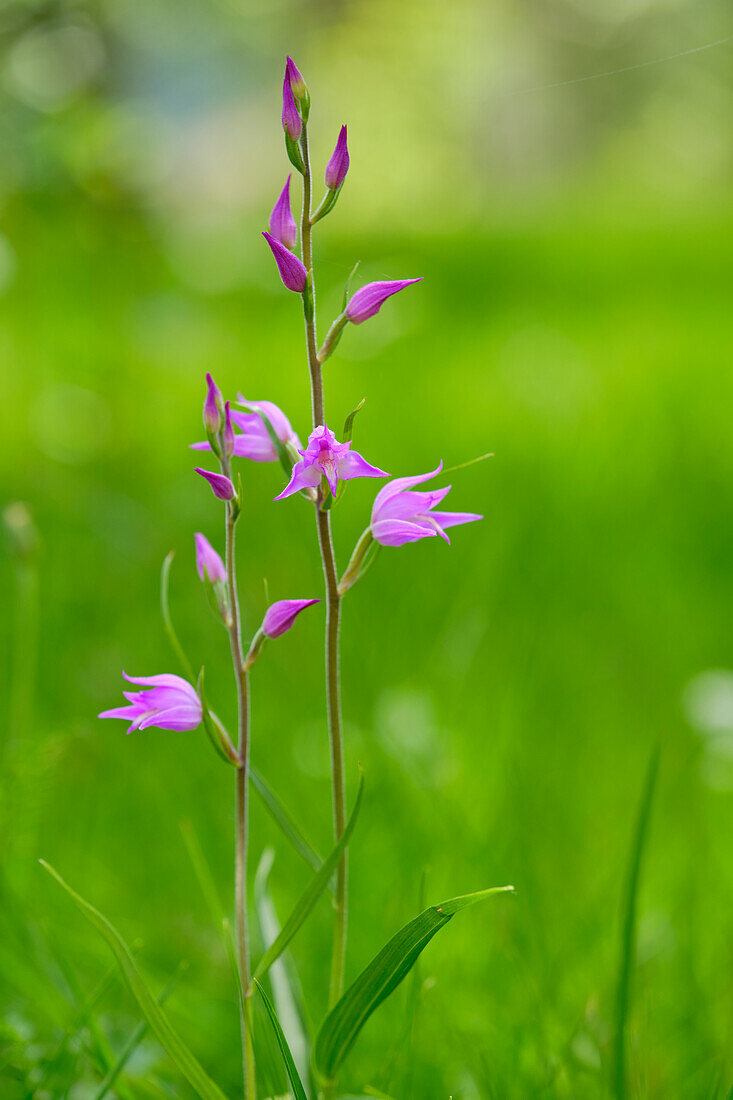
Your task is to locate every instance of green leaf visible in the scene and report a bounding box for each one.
[40,861,229,1100]
[341,261,361,311]
[253,773,364,982]
[342,398,366,443]
[612,744,660,1100]
[251,764,328,885]
[314,884,514,1082]
[254,979,308,1100]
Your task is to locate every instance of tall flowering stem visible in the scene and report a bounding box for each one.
[298,113,348,1009]
[218,451,256,1099]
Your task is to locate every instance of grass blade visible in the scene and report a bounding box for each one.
[40,861,229,1100]
[160,552,195,682]
[612,744,660,1099]
[253,773,364,983]
[314,884,514,1082]
[254,979,308,1100]
[94,964,186,1099]
[251,764,328,883]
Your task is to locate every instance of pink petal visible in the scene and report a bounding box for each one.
[337,449,389,481]
[429,510,483,531]
[371,519,437,547]
[273,461,321,501]
[371,462,443,520]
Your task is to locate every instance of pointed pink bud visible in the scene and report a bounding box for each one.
[195,467,235,500]
[269,176,297,251]
[281,72,302,141]
[325,125,349,190]
[194,533,226,583]
[262,232,308,293]
[262,598,319,638]
[285,57,307,100]
[223,401,235,458]
[346,279,423,324]
[203,373,222,433]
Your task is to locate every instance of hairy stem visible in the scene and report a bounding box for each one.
[300,121,349,1008]
[224,491,256,1098]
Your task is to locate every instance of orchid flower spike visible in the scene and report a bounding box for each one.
[346,278,423,324]
[262,598,320,638]
[285,57,307,100]
[99,673,202,733]
[269,176,298,251]
[370,462,482,546]
[191,397,301,463]
[195,467,236,500]
[203,373,222,433]
[274,424,388,500]
[194,532,226,583]
[263,231,308,293]
[325,125,349,190]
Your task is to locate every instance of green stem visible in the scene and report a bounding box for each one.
[223,487,255,1099]
[299,120,348,1009]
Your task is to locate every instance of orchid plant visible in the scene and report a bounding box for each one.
[46,58,513,1100]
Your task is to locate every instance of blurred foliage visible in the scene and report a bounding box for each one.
[1,0,733,1097]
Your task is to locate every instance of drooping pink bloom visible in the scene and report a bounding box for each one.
[325,125,349,190]
[370,462,482,547]
[195,467,236,500]
[203,372,222,433]
[275,425,388,500]
[262,598,320,638]
[191,397,301,462]
[269,176,298,250]
[281,70,302,140]
[285,57,307,99]
[194,532,226,583]
[346,278,423,324]
[99,673,202,733]
[263,231,308,293]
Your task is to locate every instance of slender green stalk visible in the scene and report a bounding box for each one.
[299,118,349,1009]
[612,744,660,1099]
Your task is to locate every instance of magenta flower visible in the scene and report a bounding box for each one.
[269,176,298,251]
[275,424,388,500]
[203,372,222,433]
[325,125,349,190]
[263,231,308,293]
[346,278,423,324]
[192,397,301,462]
[285,56,307,100]
[262,598,320,638]
[281,70,302,140]
[99,673,202,734]
[194,532,226,583]
[370,463,482,547]
[195,467,236,500]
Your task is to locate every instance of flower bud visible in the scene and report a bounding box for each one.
[203,373,222,433]
[269,176,298,251]
[194,532,226,583]
[195,467,236,501]
[281,72,302,141]
[223,401,235,458]
[262,231,308,293]
[285,57,307,100]
[325,125,349,191]
[262,597,319,638]
[346,278,423,324]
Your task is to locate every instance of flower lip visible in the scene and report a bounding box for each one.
[274,424,388,501]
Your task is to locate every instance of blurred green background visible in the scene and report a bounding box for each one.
[1,0,733,1096]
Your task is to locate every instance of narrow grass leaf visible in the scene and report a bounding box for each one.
[254,980,308,1100]
[314,884,514,1081]
[40,861,229,1100]
[160,552,195,682]
[343,398,366,442]
[612,744,660,1099]
[251,764,328,884]
[253,773,364,982]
